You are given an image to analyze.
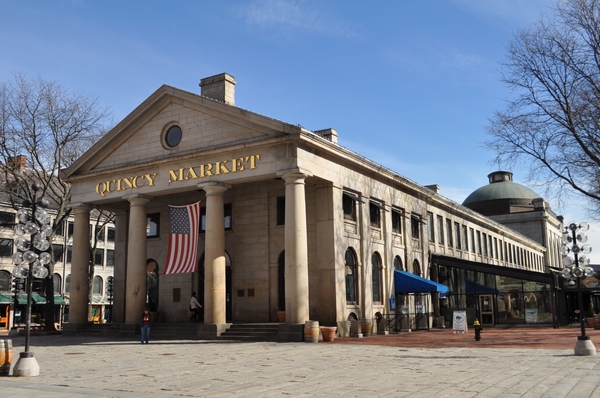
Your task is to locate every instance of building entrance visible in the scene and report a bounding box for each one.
[478,294,494,325]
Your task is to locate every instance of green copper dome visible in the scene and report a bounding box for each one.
[462,171,542,216]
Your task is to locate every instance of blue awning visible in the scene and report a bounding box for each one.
[394,270,450,293]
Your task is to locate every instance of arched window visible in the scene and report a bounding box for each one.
[344,248,358,303]
[372,252,382,303]
[53,273,61,294]
[92,276,102,295]
[345,248,358,303]
[393,255,403,271]
[0,271,10,292]
[413,259,421,276]
[65,274,71,293]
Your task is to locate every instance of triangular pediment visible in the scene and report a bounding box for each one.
[64,85,298,180]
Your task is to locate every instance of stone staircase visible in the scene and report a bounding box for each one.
[217,323,280,342]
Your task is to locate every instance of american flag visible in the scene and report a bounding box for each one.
[163,201,201,274]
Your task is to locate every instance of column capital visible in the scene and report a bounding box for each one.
[123,194,152,206]
[68,202,92,215]
[198,181,231,195]
[277,168,313,182]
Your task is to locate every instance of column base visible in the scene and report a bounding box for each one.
[12,352,40,377]
[574,337,597,356]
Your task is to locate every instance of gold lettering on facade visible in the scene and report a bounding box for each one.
[95,154,261,195]
[215,160,229,175]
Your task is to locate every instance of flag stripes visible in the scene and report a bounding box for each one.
[163,201,201,274]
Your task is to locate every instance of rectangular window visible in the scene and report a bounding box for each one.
[224,203,232,230]
[106,249,115,266]
[446,219,453,247]
[67,222,74,238]
[393,209,404,235]
[411,216,421,240]
[0,238,13,257]
[494,238,498,259]
[342,192,360,222]
[53,244,64,263]
[0,211,15,229]
[369,201,381,228]
[476,231,482,254]
[427,212,434,242]
[436,216,444,245]
[66,246,72,263]
[462,225,468,252]
[94,250,104,266]
[489,236,494,258]
[95,225,105,242]
[200,205,233,232]
[482,233,488,256]
[276,196,285,225]
[55,220,64,236]
[107,227,115,242]
[454,222,461,250]
[147,213,160,238]
[470,228,475,253]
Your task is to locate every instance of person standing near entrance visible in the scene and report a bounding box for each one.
[190,292,202,322]
[141,310,151,343]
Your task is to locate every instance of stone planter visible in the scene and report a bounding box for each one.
[277,311,285,323]
[320,326,337,342]
[360,319,372,336]
[586,317,596,328]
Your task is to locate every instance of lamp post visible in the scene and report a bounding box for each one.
[11,182,51,376]
[561,221,596,356]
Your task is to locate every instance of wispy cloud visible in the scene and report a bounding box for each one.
[385,40,484,82]
[237,0,357,39]
[451,0,552,26]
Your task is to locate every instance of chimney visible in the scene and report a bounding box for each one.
[314,128,338,144]
[8,155,27,171]
[425,184,440,194]
[199,73,236,105]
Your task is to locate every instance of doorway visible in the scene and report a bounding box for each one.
[479,294,494,325]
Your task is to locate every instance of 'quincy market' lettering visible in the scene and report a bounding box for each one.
[96,173,158,197]
[168,154,261,184]
[94,155,261,197]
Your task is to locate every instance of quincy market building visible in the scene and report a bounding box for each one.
[62,73,565,339]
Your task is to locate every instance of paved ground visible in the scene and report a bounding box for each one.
[1,326,600,397]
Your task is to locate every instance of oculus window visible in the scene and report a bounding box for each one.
[164,125,182,148]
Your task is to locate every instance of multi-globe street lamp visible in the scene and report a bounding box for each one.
[11,182,51,376]
[562,221,596,356]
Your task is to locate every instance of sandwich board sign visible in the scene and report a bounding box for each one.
[452,311,468,334]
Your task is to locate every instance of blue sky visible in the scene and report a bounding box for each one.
[3,0,598,261]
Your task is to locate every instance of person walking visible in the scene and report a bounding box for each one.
[190,292,202,322]
[141,310,151,343]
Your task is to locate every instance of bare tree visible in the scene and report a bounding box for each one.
[88,209,115,322]
[0,73,111,329]
[486,0,600,216]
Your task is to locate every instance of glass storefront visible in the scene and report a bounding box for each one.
[437,264,553,325]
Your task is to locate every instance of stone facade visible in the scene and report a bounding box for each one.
[62,73,562,334]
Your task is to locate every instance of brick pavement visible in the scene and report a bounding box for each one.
[0,327,598,397]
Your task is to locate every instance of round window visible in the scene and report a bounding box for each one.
[165,125,182,148]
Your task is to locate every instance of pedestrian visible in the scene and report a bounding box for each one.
[190,292,202,322]
[141,309,151,343]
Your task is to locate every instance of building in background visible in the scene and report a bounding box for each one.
[0,198,115,331]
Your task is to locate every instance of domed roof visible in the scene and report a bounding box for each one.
[462,171,542,216]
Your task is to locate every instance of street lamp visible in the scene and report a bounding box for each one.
[11,182,51,376]
[561,221,596,356]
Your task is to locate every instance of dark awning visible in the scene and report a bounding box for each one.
[394,270,449,293]
[0,294,66,305]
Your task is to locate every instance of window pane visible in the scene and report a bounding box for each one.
[372,253,381,302]
[147,213,160,238]
[0,239,13,257]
